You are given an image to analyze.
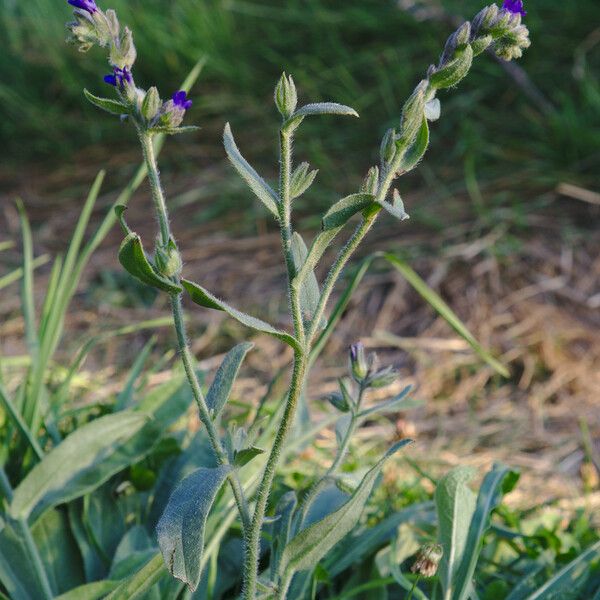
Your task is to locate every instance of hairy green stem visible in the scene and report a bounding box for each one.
[279,129,306,346]
[243,352,307,600]
[138,130,250,531]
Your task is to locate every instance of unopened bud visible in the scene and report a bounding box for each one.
[398,80,427,146]
[110,26,137,69]
[325,392,350,413]
[440,22,471,66]
[411,544,443,578]
[155,239,182,278]
[380,128,397,165]
[274,73,298,120]
[360,166,379,195]
[471,35,493,56]
[429,45,473,90]
[142,87,161,121]
[349,342,368,382]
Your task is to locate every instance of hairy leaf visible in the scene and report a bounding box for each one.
[233,446,265,468]
[377,189,410,222]
[291,232,321,325]
[452,464,520,600]
[435,466,477,599]
[182,279,301,352]
[156,466,231,591]
[293,103,359,119]
[83,89,129,116]
[322,193,375,230]
[278,440,412,578]
[118,232,182,294]
[206,342,254,418]
[10,412,151,522]
[399,117,430,174]
[357,385,417,419]
[223,123,279,218]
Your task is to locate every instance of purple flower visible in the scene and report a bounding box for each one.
[104,67,133,88]
[502,0,526,16]
[67,0,98,14]
[172,90,192,111]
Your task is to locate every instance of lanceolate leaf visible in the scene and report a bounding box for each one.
[10,412,151,522]
[435,466,477,599]
[55,581,120,600]
[292,229,341,293]
[293,103,359,119]
[156,466,231,591]
[357,385,417,419]
[291,232,321,325]
[452,464,520,600]
[321,193,375,230]
[83,89,129,116]
[206,342,254,418]
[181,279,301,352]
[223,123,279,218]
[377,190,410,222]
[524,540,600,600]
[278,439,412,579]
[118,232,182,294]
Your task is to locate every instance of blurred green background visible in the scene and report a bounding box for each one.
[1,0,598,205]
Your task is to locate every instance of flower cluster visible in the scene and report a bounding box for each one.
[66,0,193,131]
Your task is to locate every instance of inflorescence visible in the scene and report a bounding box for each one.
[66,0,193,132]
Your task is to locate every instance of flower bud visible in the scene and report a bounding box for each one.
[155,239,182,278]
[429,45,473,90]
[142,87,161,121]
[349,342,368,382]
[325,392,350,413]
[66,10,98,52]
[398,80,427,146]
[104,9,120,39]
[411,544,443,578]
[156,91,193,129]
[472,4,499,34]
[439,22,471,66]
[380,128,397,166]
[471,34,493,56]
[360,166,379,195]
[274,73,298,120]
[110,26,137,70]
[366,365,397,389]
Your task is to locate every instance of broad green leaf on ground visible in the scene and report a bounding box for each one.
[10,412,151,522]
[156,465,231,591]
[524,540,600,600]
[278,440,412,580]
[435,466,477,600]
[206,342,254,418]
[55,581,120,600]
[223,123,279,218]
[452,464,519,600]
[182,279,301,352]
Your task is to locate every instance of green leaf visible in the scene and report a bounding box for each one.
[55,581,120,600]
[270,491,298,579]
[435,466,477,598]
[384,254,510,377]
[223,123,279,218]
[399,117,429,173]
[118,232,182,294]
[291,229,340,295]
[83,89,129,116]
[357,385,417,419]
[10,412,151,522]
[0,383,43,460]
[181,279,301,352]
[322,193,375,230]
[148,126,200,136]
[156,465,231,591]
[291,232,321,325]
[105,554,166,600]
[290,162,318,200]
[293,103,359,119]
[278,440,412,578]
[206,342,254,419]
[452,465,520,600]
[233,446,265,468]
[429,45,474,90]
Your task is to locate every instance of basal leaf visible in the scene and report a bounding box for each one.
[83,89,129,116]
[278,440,412,579]
[452,464,520,600]
[181,279,301,352]
[434,466,477,599]
[156,465,231,591]
[206,342,254,419]
[118,232,182,294]
[223,123,279,218]
[10,412,151,522]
